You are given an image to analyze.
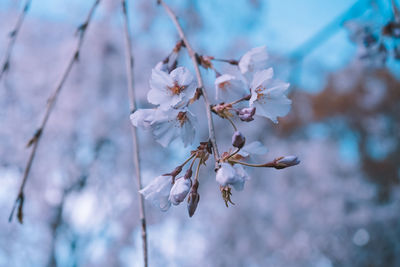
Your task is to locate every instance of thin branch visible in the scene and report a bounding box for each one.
[121,1,148,267]
[0,0,32,82]
[158,0,220,169]
[9,0,100,224]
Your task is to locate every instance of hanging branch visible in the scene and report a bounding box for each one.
[8,0,101,224]
[121,1,148,266]
[0,0,32,82]
[157,0,220,169]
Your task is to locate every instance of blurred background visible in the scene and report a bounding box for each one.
[0,0,400,266]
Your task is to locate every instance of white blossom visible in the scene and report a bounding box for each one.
[148,67,196,110]
[130,107,196,147]
[216,163,250,191]
[215,74,248,102]
[169,177,192,205]
[139,175,173,211]
[238,46,269,80]
[249,68,291,123]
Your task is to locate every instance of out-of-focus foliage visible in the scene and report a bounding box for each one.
[0,0,399,266]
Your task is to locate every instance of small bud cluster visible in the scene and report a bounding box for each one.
[133,44,300,216]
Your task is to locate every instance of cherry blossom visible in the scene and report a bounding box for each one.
[139,175,173,211]
[148,67,196,110]
[130,107,196,147]
[249,68,291,123]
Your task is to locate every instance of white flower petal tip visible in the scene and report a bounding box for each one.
[239,46,269,77]
[139,175,173,211]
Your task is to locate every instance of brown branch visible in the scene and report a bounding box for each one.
[8,0,101,224]
[0,0,32,82]
[121,1,148,266]
[158,0,220,169]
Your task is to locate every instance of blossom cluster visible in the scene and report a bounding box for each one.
[131,44,299,216]
[344,9,400,67]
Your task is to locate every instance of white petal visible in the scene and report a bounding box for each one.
[216,163,236,186]
[139,175,172,211]
[253,97,292,123]
[250,68,274,91]
[239,141,268,157]
[232,165,249,191]
[130,109,156,128]
[215,74,248,102]
[239,46,269,79]
[180,110,196,147]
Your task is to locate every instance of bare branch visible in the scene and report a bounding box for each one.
[158,0,221,169]
[9,0,101,224]
[121,1,148,266]
[0,0,32,82]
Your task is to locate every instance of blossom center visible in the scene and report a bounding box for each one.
[218,81,230,90]
[177,111,188,127]
[168,82,186,95]
[255,86,266,101]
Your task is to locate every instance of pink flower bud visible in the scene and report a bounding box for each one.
[238,107,256,122]
[232,131,246,149]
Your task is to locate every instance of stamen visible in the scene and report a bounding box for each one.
[168,81,186,95]
[177,111,188,126]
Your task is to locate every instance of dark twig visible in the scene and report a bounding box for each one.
[0,0,32,82]
[158,0,220,169]
[9,0,100,224]
[121,1,148,266]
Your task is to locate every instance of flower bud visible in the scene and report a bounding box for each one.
[238,107,256,122]
[187,180,200,217]
[276,156,300,168]
[232,131,246,149]
[169,177,191,205]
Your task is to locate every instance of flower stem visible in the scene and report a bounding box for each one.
[158,0,220,169]
[226,148,240,160]
[194,157,202,183]
[230,94,251,106]
[228,160,275,168]
[225,116,237,131]
[181,153,196,167]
